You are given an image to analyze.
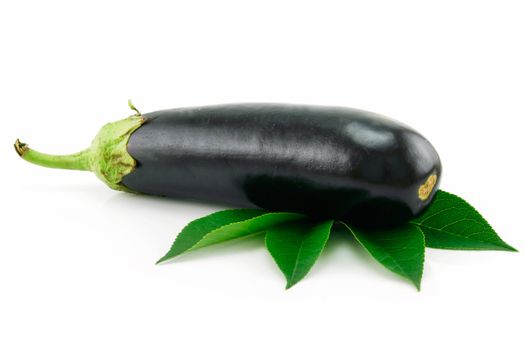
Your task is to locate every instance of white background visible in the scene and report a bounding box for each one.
[1,1,524,349]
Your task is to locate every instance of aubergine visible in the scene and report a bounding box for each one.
[15,103,441,227]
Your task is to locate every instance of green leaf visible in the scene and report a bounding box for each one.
[157,209,305,263]
[410,190,517,251]
[265,220,333,289]
[342,223,425,290]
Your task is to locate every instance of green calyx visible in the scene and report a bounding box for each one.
[15,102,145,192]
[89,115,144,191]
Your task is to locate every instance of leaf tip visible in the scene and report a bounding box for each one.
[409,275,422,291]
[155,254,172,265]
[285,281,297,290]
[503,243,518,252]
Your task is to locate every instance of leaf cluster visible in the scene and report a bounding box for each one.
[157,191,516,289]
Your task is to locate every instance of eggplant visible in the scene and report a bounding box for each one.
[15,103,441,227]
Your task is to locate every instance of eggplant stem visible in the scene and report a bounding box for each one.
[128,99,141,116]
[14,139,92,171]
[14,114,144,191]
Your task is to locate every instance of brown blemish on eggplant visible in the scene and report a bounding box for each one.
[418,174,437,201]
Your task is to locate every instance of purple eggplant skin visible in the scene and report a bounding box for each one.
[121,103,441,228]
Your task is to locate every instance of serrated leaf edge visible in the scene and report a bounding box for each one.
[265,220,333,289]
[340,222,425,291]
[411,190,517,252]
[157,211,305,264]
[414,223,517,251]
